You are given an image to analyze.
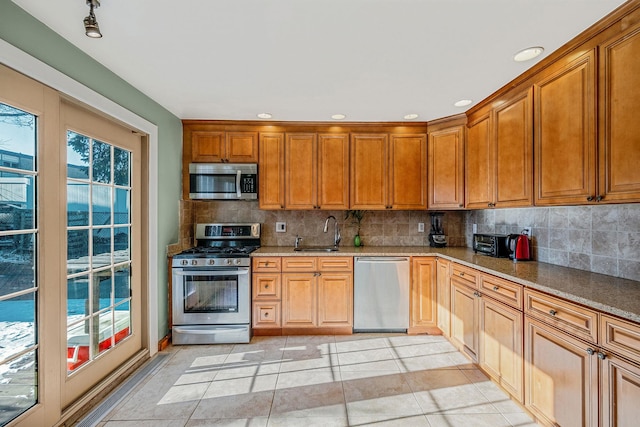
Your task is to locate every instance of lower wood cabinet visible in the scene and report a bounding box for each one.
[600,352,640,426]
[450,277,479,362]
[525,316,599,427]
[436,258,451,337]
[479,296,523,402]
[253,256,353,335]
[409,257,439,334]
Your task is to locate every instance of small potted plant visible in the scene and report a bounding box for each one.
[344,210,367,247]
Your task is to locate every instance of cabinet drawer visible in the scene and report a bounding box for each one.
[253,257,281,272]
[252,274,281,300]
[282,257,317,272]
[525,289,598,343]
[451,263,478,289]
[600,314,640,362]
[480,274,523,310]
[253,302,281,328]
[318,256,353,271]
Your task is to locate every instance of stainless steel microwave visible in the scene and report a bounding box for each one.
[189,163,258,200]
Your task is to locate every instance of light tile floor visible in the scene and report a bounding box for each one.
[97,334,540,427]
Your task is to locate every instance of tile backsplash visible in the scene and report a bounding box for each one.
[170,200,639,282]
[464,204,640,281]
[176,200,466,250]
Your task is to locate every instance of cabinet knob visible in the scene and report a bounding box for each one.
[587,195,595,201]
[596,195,604,202]
[586,348,595,356]
[473,291,481,297]
[459,204,463,208]
[264,312,269,317]
[549,309,557,316]
[265,284,269,289]
[493,286,499,291]
[597,352,607,360]
[460,272,464,276]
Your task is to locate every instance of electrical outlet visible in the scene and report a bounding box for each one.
[472,223,478,234]
[275,222,286,233]
[522,226,532,237]
[418,223,424,233]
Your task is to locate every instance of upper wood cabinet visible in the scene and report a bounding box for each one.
[285,133,349,210]
[189,129,258,163]
[258,133,285,210]
[428,121,465,210]
[350,133,427,210]
[597,22,640,203]
[466,88,533,209]
[534,50,597,206]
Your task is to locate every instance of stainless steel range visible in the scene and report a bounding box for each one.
[171,223,260,344]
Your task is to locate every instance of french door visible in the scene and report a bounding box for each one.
[0,64,145,426]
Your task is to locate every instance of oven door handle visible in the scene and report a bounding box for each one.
[173,269,249,277]
[236,170,242,198]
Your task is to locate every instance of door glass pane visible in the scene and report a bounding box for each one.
[66,133,132,374]
[0,102,38,425]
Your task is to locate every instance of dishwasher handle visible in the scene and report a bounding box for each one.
[356,257,409,263]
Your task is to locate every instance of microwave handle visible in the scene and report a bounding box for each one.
[236,170,242,198]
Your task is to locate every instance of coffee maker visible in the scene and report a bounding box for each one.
[428,212,447,247]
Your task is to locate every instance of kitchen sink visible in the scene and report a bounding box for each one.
[293,246,339,252]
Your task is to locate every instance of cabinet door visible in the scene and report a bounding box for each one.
[600,352,640,427]
[282,273,316,327]
[450,278,479,362]
[317,272,353,327]
[226,132,258,163]
[494,88,533,207]
[350,134,388,209]
[598,24,640,203]
[428,126,465,209]
[479,297,523,402]
[524,317,598,427]
[410,257,437,331]
[252,273,281,300]
[318,133,350,210]
[436,258,451,337]
[191,131,225,162]
[285,133,317,209]
[534,50,597,205]
[465,111,493,209]
[258,133,285,209]
[389,134,427,209]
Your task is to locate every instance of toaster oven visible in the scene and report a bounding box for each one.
[473,233,509,258]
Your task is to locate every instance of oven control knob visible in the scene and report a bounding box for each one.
[208,259,216,265]
[191,260,198,266]
[181,260,188,266]
[233,259,242,265]
[225,259,232,265]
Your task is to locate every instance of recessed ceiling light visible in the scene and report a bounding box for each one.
[403,114,419,120]
[257,113,272,119]
[454,99,473,108]
[513,46,544,62]
[331,114,346,120]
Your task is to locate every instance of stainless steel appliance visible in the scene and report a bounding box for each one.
[189,163,258,200]
[353,257,410,332]
[171,223,260,344]
[473,233,509,258]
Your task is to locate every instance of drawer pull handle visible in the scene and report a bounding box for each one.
[586,348,595,356]
[493,286,499,291]
[549,309,557,316]
[597,352,607,360]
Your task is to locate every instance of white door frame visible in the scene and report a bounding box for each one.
[0,38,160,357]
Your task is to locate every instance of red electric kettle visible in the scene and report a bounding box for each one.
[507,233,531,261]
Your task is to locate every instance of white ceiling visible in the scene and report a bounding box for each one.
[12,0,627,122]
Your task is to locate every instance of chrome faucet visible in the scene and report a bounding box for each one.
[323,215,341,248]
[295,235,303,248]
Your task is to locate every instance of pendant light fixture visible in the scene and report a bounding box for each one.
[84,0,102,38]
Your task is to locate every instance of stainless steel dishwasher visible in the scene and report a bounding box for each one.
[353,256,410,332]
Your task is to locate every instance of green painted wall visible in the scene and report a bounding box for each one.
[0,1,182,340]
